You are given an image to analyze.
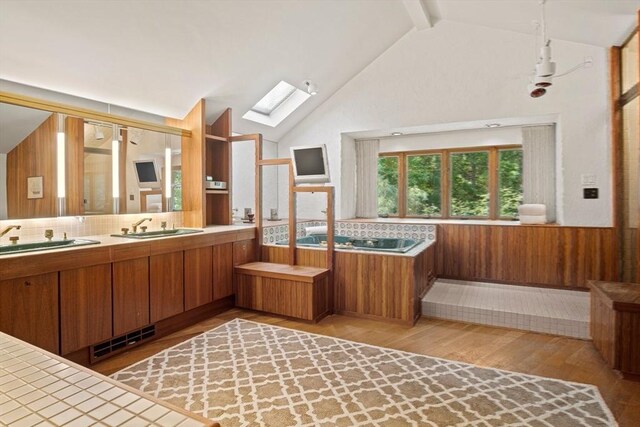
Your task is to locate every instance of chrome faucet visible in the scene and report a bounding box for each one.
[132,218,152,233]
[0,225,21,239]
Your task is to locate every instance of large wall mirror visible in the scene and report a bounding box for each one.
[0,98,183,219]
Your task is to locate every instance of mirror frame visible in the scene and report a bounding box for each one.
[0,91,191,138]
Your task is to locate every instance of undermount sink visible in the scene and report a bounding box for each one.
[0,238,101,255]
[110,228,203,239]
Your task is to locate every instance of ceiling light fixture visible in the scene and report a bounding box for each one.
[485,123,501,128]
[391,132,403,136]
[304,80,318,96]
[527,0,592,98]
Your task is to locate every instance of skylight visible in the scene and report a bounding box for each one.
[243,81,310,127]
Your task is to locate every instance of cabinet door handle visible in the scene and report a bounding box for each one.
[24,281,32,287]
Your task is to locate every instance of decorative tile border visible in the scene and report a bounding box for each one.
[262,221,437,245]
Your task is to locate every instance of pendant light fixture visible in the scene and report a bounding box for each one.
[527,0,591,98]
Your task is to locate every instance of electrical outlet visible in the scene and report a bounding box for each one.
[129,194,135,201]
[583,188,599,199]
[581,174,596,186]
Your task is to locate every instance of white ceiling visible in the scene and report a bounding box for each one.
[0,0,637,142]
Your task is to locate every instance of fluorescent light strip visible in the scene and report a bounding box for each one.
[56,114,65,199]
[112,125,119,199]
[165,147,171,198]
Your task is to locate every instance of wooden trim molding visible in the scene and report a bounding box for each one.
[0,91,190,137]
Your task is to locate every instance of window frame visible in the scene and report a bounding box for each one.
[378,144,522,220]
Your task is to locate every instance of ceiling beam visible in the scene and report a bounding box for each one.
[402,0,433,31]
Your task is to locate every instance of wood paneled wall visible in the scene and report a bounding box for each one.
[261,246,327,268]
[436,224,617,289]
[166,100,206,227]
[65,116,85,216]
[6,113,57,219]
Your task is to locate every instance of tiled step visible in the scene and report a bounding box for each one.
[421,279,590,339]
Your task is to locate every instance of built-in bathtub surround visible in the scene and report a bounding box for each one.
[262,220,436,245]
[422,279,590,339]
[0,211,183,243]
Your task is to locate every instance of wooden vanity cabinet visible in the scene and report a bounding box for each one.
[0,272,59,354]
[184,246,213,310]
[113,258,150,336]
[233,239,256,266]
[150,251,184,322]
[213,243,233,300]
[60,264,112,355]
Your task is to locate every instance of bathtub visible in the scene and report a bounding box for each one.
[276,234,422,253]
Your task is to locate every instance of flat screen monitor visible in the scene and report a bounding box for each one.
[290,145,330,184]
[133,159,161,189]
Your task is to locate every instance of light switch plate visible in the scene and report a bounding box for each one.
[583,188,599,199]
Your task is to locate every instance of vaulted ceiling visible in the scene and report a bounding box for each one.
[0,0,637,142]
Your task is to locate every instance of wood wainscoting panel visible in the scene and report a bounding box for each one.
[261,246,328,268]
[150,251,184,323]
[335,251,413,323]
[436,224,617,289]
[60,264,112,355]
[113,258,150,336]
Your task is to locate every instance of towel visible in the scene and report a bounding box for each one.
[306,226,328,235]
[518,204,546,216]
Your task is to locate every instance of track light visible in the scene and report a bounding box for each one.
[304,80,318,96]
[528,83,546,98]
[94,125,104,141]
[534,75,553,88]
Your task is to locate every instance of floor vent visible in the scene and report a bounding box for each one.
[91,325,156,361]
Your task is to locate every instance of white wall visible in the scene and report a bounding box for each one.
[0,154,7,220]
[277,21,611,226]
[232,138,278,219]
[378,126,522,152]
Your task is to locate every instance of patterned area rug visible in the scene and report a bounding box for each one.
[112,319,616,426]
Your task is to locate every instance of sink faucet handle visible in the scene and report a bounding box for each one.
[9,236,19,245]
[63,232,68,240]
[121,227,129,235]
[44,229,54,241]
[160,221,167,230]
[140,226,148,232]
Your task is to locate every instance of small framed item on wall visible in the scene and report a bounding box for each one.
[27,176,43,199]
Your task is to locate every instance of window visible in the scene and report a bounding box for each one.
[377,155,399,215]
[407,154,441,216]
[498,148,523,218]
[242,81,311,127]
[377,146,523,219]
[450,151,489,217]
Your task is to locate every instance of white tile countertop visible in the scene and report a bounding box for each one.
[0,332,217,427]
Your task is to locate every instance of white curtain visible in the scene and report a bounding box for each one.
[355,139,380,218]
[522,125,556,222]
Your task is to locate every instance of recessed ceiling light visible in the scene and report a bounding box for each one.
[485,123,501,128]
[391,132,403,136]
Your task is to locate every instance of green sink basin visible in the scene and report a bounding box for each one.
[110,228,203,239]
[0,238,101,255]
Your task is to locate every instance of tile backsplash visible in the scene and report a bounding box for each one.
[262,220,437,245]
[0,212,183,242]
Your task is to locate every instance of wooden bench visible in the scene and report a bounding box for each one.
[234,262,330,322]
